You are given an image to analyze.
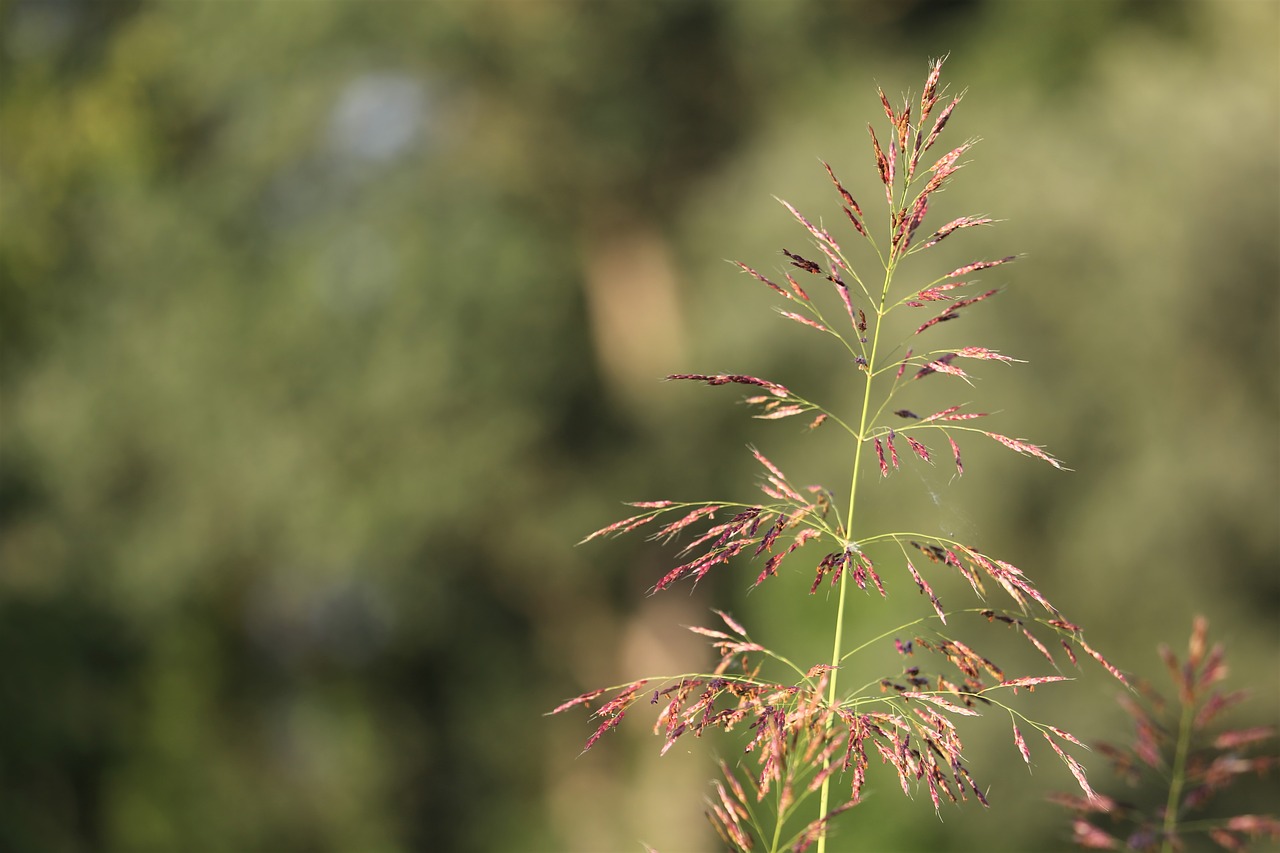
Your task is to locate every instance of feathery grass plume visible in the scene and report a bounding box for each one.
[1051,617,1280,852]
[553,56,1127,852]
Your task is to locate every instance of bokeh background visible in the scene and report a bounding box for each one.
[1,1,1277,851]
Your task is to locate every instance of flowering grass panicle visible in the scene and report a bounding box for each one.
[1052,617,1280,852]
[554,57,1129,852]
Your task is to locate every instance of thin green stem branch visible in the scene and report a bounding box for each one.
[1161,693,1196,852]
[769,783,786,853]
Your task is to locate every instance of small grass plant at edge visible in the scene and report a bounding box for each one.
[1052,616,1280,852]
[552,57,1130,852]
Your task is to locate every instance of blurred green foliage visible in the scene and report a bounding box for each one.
[0,1,1275,851]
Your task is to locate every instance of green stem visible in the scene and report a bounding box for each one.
[1161,695,1196,852]
[815,262,895,853]
[770,782,785,853]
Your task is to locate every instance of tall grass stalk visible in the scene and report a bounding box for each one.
[554,57,1130,851]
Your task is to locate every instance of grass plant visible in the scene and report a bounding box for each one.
[553,57,1131,852]
[1052,617,1279,852]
